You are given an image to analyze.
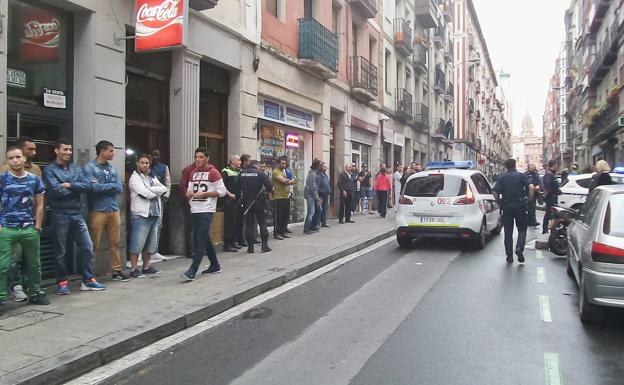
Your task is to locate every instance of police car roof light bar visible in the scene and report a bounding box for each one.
[426,161,476,170]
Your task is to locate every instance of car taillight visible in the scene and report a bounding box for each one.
[454,186,476,205]
[399,196,414,205]
[591,242,624,264]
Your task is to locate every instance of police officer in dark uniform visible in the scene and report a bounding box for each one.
[493,158,535,263]
[221,155,242,252]
[239,159,273,253]
[524,164,542,227]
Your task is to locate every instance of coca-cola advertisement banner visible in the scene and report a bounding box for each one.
[21,8,61,63]
[135,0,188,52]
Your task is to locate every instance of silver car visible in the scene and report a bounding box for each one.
[567,185,624,323]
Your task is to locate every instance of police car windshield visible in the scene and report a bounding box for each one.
[404,175,466,197]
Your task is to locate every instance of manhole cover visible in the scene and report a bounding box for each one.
[0,310,62,331]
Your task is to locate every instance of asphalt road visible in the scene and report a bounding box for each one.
[106,225,624,385]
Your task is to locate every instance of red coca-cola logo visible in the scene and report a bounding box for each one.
[21,8,61,63]
[135,0,186,52]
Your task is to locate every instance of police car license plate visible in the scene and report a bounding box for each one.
[420,217,446,224]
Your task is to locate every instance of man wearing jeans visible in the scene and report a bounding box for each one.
[181,148,226,281]
[43,138,106,295]
[149,148,171,261]
[312,161,331,228]
[272,156,295,240]
[0,147,49,311]
[303,159,321,234]
[84,141,127,282]
[128,154,168,278]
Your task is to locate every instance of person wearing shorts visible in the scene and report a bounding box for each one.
[128,154,167,278]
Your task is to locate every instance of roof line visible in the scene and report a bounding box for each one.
[467,0,498,87]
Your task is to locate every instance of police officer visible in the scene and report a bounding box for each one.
[222,155,242,252]
[493,158,535,263]
[239,159,273,253]
[524,163,542,227]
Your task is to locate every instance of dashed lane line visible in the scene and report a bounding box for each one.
[537,267,547,284]
[536,249,544,259]
[544,352,562,385]
[538,295,552,323]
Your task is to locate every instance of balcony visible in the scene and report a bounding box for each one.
[442,1,453,22]
[433,27,445,49]
[414,103,429,130]
[413,42,428,74]
[414,0,439,29]
[589,31,618,87]
[434,66,445,94]
[349,56,378,102]
[349,0,377,19]
[444,43,453,62]
[298,18,339,79]
[589,0,610,33]
[394,19,413,56]
[443,82,454,103]
[395,88,413,121]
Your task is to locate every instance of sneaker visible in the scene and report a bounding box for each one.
[112,271,130,282]
[81,278,106,291]
[130,269,146,279]
[506,255,514,263]
[515,250,525,263]
[201,265,222,275]
[28,293,50,306]
[10,285,28,302]
[142,266,161,275]
[151,253,169,261]
[181,271,195,281]
[57,280,70,295]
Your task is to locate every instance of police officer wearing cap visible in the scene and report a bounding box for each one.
[239,159,273,253]
[493,158,535,263]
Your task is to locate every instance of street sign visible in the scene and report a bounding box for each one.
[135,0,188,52]
[618,115,624,127]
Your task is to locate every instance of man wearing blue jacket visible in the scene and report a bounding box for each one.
[43,138,106,295]
[84,141,127,282]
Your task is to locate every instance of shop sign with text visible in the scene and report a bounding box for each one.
[43,88,66,109]
[285,132,301,149]
[7,69,27,89]
[135,0,188,52]
[21,8,61,63]
[258,97,315,132]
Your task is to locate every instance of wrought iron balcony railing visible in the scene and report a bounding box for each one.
[349,0,377,19]
[393,18,413,56]
[395,88,413,121]
[350,56,378,99]
[414,103,429,128]
[298,18,339,73]
[413,42,428,72]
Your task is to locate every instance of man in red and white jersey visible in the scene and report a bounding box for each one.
[181,148,226,281]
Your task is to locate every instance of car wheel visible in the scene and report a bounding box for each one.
[397,235,413,249]
[548,225,568,256]
[472,221,487,250]
[579,271,600,324]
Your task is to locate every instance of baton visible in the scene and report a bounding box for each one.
[243,185,266,216]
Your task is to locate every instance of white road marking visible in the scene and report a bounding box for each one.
[537,267,547,284]
[539,295,552,323]
[65,236,397,385]
[544,352,562,385]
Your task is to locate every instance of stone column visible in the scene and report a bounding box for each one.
[168,49,201,255]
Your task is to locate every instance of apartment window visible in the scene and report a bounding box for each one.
[332,3,340,34]
[396,61,402,88]
[266,0,277,16]
[304,0,314,18]
[385,49,391,93]
[352,23,358,57]
[369,37,376,65]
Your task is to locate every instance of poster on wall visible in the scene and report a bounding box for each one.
[135,0,188,52]
[258,97,315,132]
[21,8,61,63]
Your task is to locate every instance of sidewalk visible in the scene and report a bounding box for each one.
[0,213,395,385]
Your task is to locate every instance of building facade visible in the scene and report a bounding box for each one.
[452,0,511,174]
[561,0,624,169]
[543,58,562,163]
[513,113,543,170]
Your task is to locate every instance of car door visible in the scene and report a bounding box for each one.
[470,173,499,231]
[568,191,601,277]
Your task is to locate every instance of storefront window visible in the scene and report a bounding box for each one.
[7,0,71,105]
[259,123,306,223]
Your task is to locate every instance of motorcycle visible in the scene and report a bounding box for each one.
[548,206,576,256]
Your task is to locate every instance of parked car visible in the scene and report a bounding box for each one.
[395,162,502,249]
[558,173,624,210]
[567,185,624,323]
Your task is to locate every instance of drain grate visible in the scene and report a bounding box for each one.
[0,310,62,331]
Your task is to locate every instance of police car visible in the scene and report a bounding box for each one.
[395,161,502,249]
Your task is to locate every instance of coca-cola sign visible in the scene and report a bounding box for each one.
[135,0,188,52]
[20,8,61,63]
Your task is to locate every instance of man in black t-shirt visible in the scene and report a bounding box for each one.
[358,164,373,213]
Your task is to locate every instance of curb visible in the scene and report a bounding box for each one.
[8,229,396,385]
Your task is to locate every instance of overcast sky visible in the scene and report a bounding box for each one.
[472,0,570,136]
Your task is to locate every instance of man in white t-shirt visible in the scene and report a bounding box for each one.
[181,148,227,281]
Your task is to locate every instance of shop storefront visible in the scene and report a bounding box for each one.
[6,0,74,278]
[257,96,314,225]
[393,132,405,168]
[350,117,377,170]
